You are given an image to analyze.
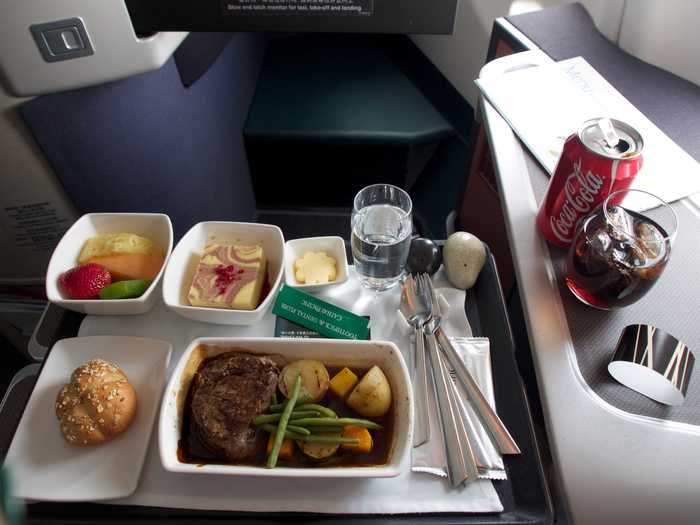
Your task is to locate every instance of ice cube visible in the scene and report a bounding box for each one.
[611,244,635,267]
[607,205,636,241]
[634,220,665,260]
[590,227,612,255]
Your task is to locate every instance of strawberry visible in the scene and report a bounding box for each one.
[58,263,112,299]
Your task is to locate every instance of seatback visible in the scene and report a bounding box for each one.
[617,0,700,88]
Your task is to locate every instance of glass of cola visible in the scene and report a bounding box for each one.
[565,189,678,309]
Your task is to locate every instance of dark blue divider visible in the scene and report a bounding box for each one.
[20,33,268,239]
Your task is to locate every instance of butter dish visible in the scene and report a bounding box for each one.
[284,236,349,292]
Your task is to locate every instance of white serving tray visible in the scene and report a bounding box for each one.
[74,268,503,514]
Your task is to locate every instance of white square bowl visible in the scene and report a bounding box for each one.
[284,236,350,292]
[162,222,284,325]
[45,213,173,315]
[159,337,412,478]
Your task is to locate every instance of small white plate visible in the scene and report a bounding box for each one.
[5,336,172,502]
[284,236,350,292]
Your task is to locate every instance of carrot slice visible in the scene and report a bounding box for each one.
[341,426,373,453]
[267,433,294,459]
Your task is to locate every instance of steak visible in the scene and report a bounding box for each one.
[190,352,279,461]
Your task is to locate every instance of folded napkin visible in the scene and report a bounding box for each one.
[424,337,506,480]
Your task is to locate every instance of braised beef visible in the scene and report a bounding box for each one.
[189,352,279,461]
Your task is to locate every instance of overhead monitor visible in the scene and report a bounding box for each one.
[125,0,458,35]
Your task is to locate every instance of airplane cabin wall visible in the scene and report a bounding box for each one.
[410,0,626,109]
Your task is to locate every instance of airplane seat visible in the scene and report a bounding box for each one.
[18,33,267,240]
[506,2,700,161]
[244,35,455,209]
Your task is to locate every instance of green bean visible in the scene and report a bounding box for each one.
[298,404,337,418]
[260,424,359,444]
[303,426,344,434]
[285,424,310,435]
[267,374,301,468]
[290,417,382,430]
[301,435,359,444]
[290,410,321,419]
[271,391,278,405]
[268,402,337,418]
[253,410,320,425]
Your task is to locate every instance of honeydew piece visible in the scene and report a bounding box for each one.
[294,251,337,285]
[79,233,162,264]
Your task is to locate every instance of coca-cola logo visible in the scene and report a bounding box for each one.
[550,159,605,243]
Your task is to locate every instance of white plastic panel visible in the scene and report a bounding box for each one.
[0,0,187,96]
[618,0,700,88]
[410,0,625,108]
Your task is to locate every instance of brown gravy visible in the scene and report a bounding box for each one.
[177,362,394,468]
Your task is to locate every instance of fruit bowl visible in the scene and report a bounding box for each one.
[46,213,173,315]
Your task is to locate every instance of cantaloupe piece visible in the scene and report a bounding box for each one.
[88,253,164,281]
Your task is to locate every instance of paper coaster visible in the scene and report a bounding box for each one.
[608,324,694,406]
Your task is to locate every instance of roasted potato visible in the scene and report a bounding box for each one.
[298,435,340,460]
[279,360,330,403]
[346,365,392,417]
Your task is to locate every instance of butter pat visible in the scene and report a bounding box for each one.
[294,251,337,284]
[188,244,267,310]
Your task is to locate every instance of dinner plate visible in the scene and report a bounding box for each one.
[4,336,171,501]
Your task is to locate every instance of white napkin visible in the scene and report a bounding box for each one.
[77,269,503,514]
[442,338,506,480]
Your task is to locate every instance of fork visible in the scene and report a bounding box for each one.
[419,273,479,486]
[421,274,520,456]
[399,274,431,447]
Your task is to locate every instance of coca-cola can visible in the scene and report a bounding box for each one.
[537,117,644,248]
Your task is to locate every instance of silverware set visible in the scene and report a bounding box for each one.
[401,273,521,487]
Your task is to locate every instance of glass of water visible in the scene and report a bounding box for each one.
[351,184,413,291]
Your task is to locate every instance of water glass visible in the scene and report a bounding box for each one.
[351,184,413,291]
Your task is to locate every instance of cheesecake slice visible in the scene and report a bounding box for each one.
[188,244,267,310]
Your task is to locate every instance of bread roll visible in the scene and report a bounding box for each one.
[55,359,137,447]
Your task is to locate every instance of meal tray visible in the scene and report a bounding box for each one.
[1,249,552,525]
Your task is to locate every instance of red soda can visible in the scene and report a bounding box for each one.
[536,118,644,248]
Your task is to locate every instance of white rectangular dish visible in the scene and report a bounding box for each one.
[159,337,412,478]
[162,222,284,325]
[5,336,172,501]
[46,213,173,315]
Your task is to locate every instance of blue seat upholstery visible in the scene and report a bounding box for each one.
[20,34,267,239]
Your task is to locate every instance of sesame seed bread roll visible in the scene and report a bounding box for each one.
[55,359,137,447]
